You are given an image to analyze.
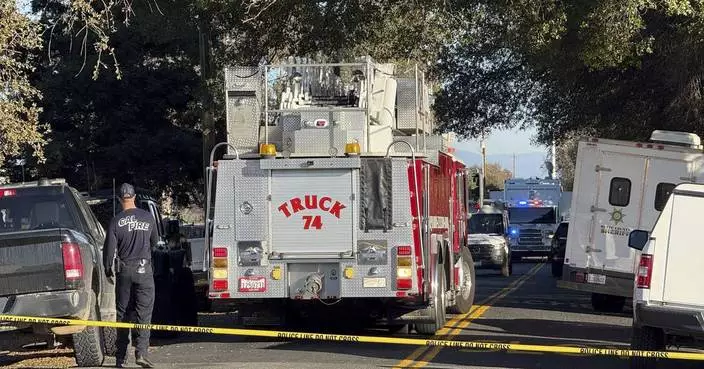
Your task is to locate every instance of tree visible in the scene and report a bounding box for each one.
[468,162,513,200]
[434,1,704,150]
[0,0,46,166]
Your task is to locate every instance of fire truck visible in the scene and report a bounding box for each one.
[202,56,476,334]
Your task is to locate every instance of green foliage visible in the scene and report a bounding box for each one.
[0,0,46,166]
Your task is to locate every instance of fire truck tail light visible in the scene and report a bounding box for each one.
[212,268,228,279]
[396,253,413,290]
[396,278,412,290]
[397,245,412,256]
[213,258,228,268]
[212,280,228,291]
[213,247,228,258]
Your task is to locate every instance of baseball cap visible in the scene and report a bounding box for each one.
[119,183,136,199]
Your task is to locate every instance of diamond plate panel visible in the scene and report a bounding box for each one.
[260,157,361,170]
[226,95,260,153]
[233,160,268,241]
[342,158,418,297]
[291,128,348,155]
[270,169,355,254]
[395,78,418,132]
[224,66,260,92]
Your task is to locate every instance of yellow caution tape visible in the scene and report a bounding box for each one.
[0,314,699,361]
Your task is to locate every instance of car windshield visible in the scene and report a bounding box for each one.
[508,207,557,224]
[0,187,80,234]
[469,214,504,235]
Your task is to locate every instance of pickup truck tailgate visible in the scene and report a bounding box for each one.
[0,230,66,296]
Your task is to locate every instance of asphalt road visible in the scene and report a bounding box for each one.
[2,261,702,368]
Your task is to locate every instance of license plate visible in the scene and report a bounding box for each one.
[587,274,606,285]
[238,276,267,292]
[363,277,387,288]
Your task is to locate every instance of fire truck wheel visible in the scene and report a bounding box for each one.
[448,247,475,314]
[416,262,447,335]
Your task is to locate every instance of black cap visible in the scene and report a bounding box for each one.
[119,183,136,199]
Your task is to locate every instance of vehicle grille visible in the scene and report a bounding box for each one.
[469,244,494,259]
[518,229,544,246]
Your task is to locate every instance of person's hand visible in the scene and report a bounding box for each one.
[105,268,115,284]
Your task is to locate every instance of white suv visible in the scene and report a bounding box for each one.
[627,183,704,369]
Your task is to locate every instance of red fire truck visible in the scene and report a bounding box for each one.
[203,56,475,334]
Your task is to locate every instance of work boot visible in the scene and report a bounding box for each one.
[115,359,127,368]
[135,355,155,368]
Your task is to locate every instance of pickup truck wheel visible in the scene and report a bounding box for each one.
[501,257,511,277]
[416,262,447,335]
[72,296,105,367]
[630,325,665,369]
[448,248,475,314]
[101,327,117,356]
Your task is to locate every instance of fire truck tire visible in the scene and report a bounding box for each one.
[416,262,447,335]
[448,247,475,314]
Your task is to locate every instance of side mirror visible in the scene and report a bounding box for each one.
[628,230,649,251]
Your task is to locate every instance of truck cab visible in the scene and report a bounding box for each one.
[503,178,562,260]
[627,183,704,369]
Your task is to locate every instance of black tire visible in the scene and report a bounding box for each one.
[72,294,105,367]
[448,248,476,314]
[102,327,117,356]
[591,293,625,313]
[501,254,511,277]
[630,325,665,369]
[551,260,563,278]
[416,262,447,335]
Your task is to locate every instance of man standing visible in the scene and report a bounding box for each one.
[103,183,157,368]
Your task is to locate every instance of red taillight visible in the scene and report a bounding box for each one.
[0,189,16,198]
[397,246,412,256]
[637,254,653,289]
[213,247,228,258]
[396,278,412,290]
[212,280,228,291]
[61,242,83,281]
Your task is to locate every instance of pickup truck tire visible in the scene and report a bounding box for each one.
[72,294,105,367]
[501,258,511,277]
[448,247,476,314]
[630,325,665,369]
[416,262,447,335]
[102,326,117,356]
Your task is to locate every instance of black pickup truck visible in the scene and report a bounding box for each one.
[0,179,116,367]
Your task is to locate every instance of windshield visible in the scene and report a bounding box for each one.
[508,207,557,224]
[0,187,81,234]
[469,214,504,234]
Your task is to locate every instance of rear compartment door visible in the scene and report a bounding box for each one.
[589,152,646,272]
[270,169,356,255]
[661,189,704,306]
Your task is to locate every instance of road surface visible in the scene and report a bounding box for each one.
[1,261,700,368]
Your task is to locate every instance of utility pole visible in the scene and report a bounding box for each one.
[512,153,516,179]
[551,139,557,179]
[479,131,486,205]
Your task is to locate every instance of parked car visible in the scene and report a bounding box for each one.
[467,206,512,276]
[0,179,116,367]
[627,183,704,369]
[550,221,569,277]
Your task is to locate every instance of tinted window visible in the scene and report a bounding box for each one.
[0,187,82,234]
[654,182,676,211]
[609,177,631,207]
[507,207,557,224]
[468,213,504,234]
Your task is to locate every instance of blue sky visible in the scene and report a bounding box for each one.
[454,126,545,155]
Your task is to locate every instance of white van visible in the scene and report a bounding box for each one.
[558,130,704,313]
[627,183,704,369]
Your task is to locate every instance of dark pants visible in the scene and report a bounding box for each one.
[115,260,155,360]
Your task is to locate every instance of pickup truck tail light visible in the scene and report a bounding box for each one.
[61,242,84,281]
[636,254,653,289]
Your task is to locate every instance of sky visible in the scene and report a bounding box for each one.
[454,126,545,155]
